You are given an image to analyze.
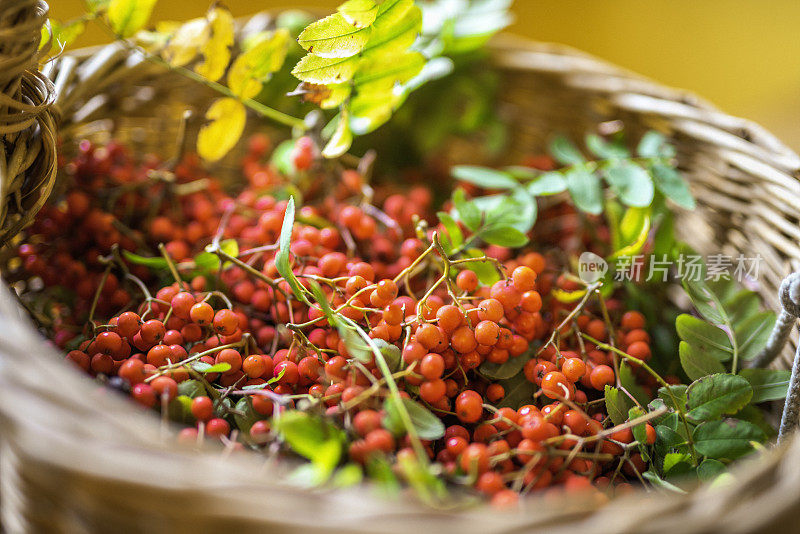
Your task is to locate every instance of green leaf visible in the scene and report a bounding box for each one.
[383,397,445,440]
[679,341,726,381]
[108,0,157,37]
[338,323,373,363]
[739,368,791,403]
[437,212,464,251]
[658,384,688,411]
[46,19,86,49]
[697,458,726,481]
[693,419,765,460]
[371,338,402,372]
[549,135,585,166]
[654,425,685,457]
[642,470,687,494]
[523,171,568,196]
[460,249,500,286]
[275,197,310,304]
[451,166,517,190]
[291,54,359,84]
[228,29,290,99]
[480,352,531,380]
[197,97,246,162]
[322,111,354,158]
[360,3,421,59]
[338,0,379,26]
[735,311,776,361]
[331,463,364,488]
[676,314,734,362]
[683,278,727,325]
[604,163,655,208]
[298,12,372,58]
[735,404,776,438]
[619,362,650,406]
[177,379,205,398]
[233,397,261,434]
[275,411,344,482]
[497,373,536,409]
[565,169,602,215]
[191,361,232,374]
[271,140,298,176]
[652,164,696,210]
[479,226,528,248]
[586,133,629,159]
[727,291,762,325]
[686,373,753,422]
[121,250,168,269]
[637,131,669,158]
[451,188,481,231]
[167,395,194,423]
[663,452,693,477]
[605,385,633,426]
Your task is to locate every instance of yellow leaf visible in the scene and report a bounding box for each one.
[107,0,157,38]
[195,7,235,82]
[197,98,246,162]
[162,17,209,67]
[228,29,290,99]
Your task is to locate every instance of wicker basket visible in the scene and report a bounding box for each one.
[2,3,800,533]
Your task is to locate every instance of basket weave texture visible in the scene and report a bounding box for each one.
[1,4,800,533]
[0,0,57,246]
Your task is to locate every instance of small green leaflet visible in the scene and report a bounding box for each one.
[565,169,602,215]
[497,373,536,409]
[739,368,791,403]
[233,397,262,434]
[275,197,310,304]
[676,314,733,362]
[298,12,373,58]
[451,165,518,189]
[451,188,481,231]
[605,385,633,426]
[685,373,752,423]
[697,458,726,481]
[693,418,765,460]
[275,411,345,483]
[338,0,380,26]
[679,341,726,381]
[479,352,531,380]
[383,397,445,440]
[652,164,695,210]
[191,361,232,374]
[604,163,654,208]
[735,311,776,361]
[549,135,585,166]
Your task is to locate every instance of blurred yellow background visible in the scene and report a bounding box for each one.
[52,0,800,150]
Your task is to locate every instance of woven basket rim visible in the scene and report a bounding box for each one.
[2,10,800,532]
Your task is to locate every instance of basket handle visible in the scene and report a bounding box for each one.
[750,273,800,441]
[0,0,57,245]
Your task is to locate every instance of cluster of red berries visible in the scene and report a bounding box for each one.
[14,135,665,507]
